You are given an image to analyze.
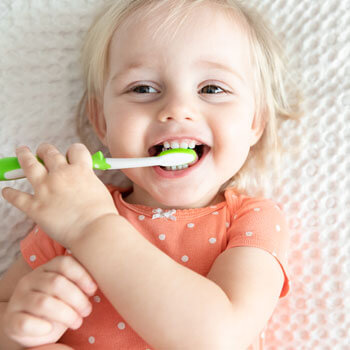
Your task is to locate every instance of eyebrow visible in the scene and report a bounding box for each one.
[111,59,245,84]
[110,62,152,83]
[195,59,246,84]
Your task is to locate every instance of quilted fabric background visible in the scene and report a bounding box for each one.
[0,0,349,349]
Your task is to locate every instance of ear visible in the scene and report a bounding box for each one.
[250,111,266,147]
[87,97,108,146]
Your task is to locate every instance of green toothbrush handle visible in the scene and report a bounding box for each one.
[0,151,109,181]
[0,157,21,181]
[91,151,111,170]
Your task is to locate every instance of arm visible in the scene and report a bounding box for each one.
[71,215,285,350]
[2,144,285,349]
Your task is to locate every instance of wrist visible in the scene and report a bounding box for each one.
[69,212,123,251]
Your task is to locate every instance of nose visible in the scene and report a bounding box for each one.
[156,92,198,123]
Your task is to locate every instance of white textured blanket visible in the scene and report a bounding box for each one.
[0,0,349,348]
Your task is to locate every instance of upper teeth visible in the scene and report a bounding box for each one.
[162,140,197,149]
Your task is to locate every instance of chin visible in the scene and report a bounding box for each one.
[152,189,206,209]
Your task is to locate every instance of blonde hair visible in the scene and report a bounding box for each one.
[76,0,304,197]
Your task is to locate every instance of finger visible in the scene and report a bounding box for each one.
[36,143,68,172]
[42,256,97,297]
[1,187,34,214]
[16,291,83,330]
[5,310,53,337]
[66,143,92,169]
[16,146,47,185]
[32,271,93,318]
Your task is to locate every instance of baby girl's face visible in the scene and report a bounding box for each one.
[95,2,264,208]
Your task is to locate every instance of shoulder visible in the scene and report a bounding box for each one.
[224,187,283,213]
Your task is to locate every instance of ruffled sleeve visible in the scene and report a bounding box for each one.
[225,190,291,298]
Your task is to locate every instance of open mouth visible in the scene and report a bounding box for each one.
[148,144,209,170]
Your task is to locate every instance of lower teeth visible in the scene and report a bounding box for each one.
[162,164,189,171]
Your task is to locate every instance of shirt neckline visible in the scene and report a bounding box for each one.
[110,185,233,220]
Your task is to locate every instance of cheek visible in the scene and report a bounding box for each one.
[104,109,149,157]
[211,119,252,162]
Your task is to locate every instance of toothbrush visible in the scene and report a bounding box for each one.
[0,148,197,181]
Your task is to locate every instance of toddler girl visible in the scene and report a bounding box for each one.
[0,0,303,349]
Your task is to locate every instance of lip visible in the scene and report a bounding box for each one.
[148,135,211,150]
[152,145,210,179]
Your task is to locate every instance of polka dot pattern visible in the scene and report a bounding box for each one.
[20,186,290,349]
[181,255,189,263]
[117,322,125,330]
[88,336,95,344]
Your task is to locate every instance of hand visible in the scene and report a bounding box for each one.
[1,143,119,248]
[3,256,97,348]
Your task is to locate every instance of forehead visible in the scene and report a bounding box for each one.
[108,1,253,82]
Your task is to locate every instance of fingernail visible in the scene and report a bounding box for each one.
[72,317,83,329]
[16,146,28,152]
[86,282,97,294]
[82,304,92,317]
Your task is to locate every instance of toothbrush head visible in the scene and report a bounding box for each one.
[157,148,198,167]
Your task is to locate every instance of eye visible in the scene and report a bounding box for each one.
[130,85,158,94]
[200,85,227,94]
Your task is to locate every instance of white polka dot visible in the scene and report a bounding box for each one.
[276,224,281,232]
[187,223,194,228]
[138,215,145,221]
[209,238,217,244]
[30,255,36,262]
[181,255,189,262]
[254,207,261,212]
[118,322,126,330]
[225,222,229,228]
[233,215,237,220]
[34,227,39,234]
[88,336,95,344]
[159,234,166,241]
[245,232,253,237]
[212,211,219,215]
[93,295,101,303]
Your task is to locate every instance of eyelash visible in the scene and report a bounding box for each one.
[128,84,230,95]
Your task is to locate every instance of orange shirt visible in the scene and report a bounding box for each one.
[20,185,291,350]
